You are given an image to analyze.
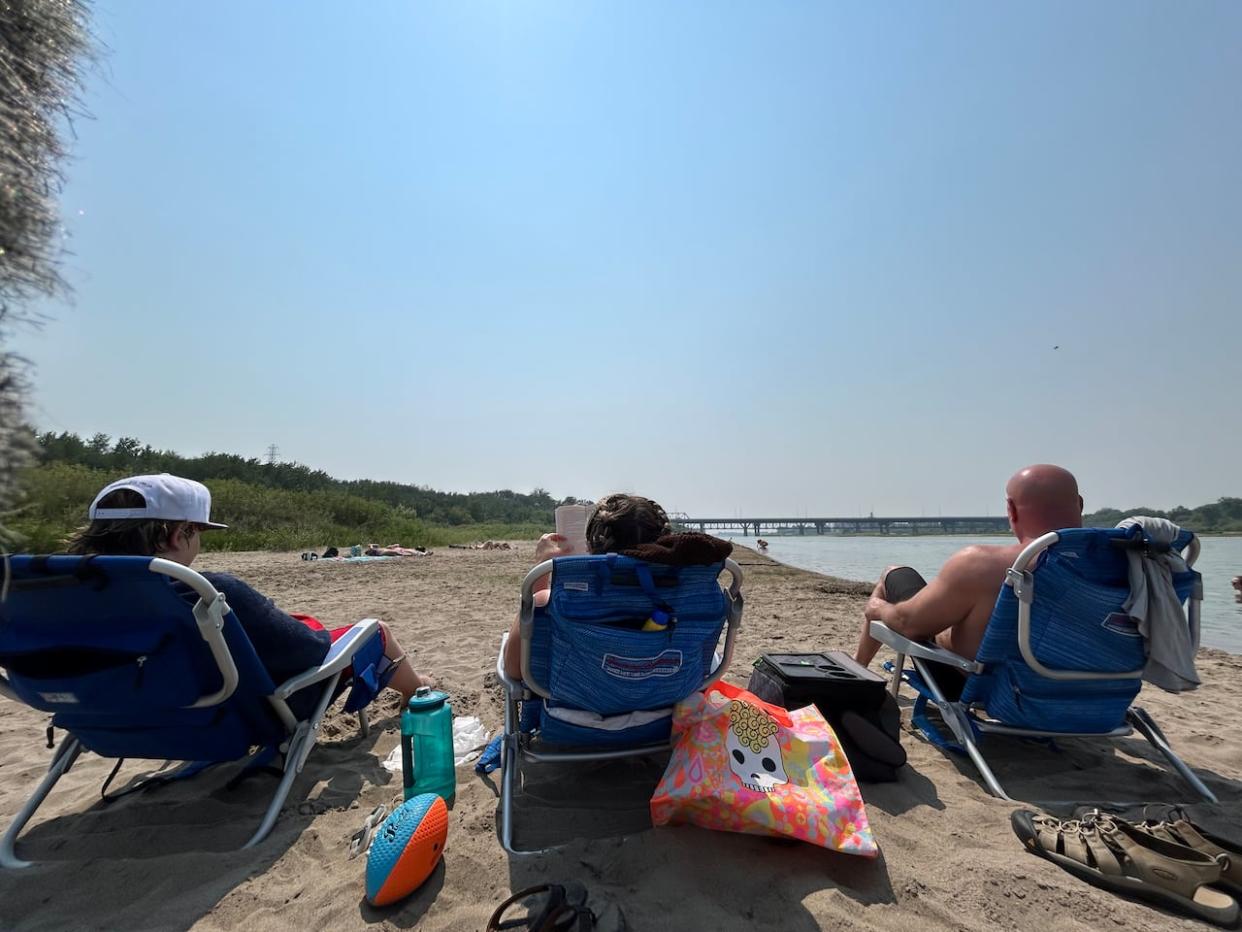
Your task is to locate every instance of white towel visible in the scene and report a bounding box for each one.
[1116,516,1200,693]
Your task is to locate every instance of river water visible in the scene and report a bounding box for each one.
[720,533,1242,654]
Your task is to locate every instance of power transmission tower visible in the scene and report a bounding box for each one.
[266,444,279,466]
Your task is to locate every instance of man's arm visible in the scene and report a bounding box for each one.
[855,548,991,666]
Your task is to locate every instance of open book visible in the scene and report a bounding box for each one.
[554,504,595,556]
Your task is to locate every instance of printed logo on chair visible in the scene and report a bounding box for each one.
[601,649,683,680]
[37,692,79,704]
[1100,612,1142,637]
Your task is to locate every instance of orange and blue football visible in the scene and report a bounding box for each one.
[365,794,449,906]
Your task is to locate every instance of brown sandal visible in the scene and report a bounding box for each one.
[1075,803,1242,895]
[1012,810,1239,927]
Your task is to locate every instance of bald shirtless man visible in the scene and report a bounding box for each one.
[854,464,1084,695]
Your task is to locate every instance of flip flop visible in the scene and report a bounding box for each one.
[1012,810,1239,927]
[348,804,389,860]
[487,883,627,932]
[839,709,907,770]
[487,883,592,932]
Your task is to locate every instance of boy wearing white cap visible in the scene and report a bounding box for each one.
[68,475,430,706]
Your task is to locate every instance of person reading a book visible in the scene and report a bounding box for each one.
[853,464,1083,698]
[502,493,672,679]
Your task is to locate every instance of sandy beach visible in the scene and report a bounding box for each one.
[1,544,1239,931]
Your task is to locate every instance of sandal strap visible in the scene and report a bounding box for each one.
[487,885,569,932]
[1095,816,1224,898]
[542,904,596,932]
[1167,819,1229,862]
[1062,824,1096,872]
[1032,816,1122,877]
[1151,819,1237,880]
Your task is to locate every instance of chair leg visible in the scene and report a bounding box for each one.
[907,656,1014,801]
[1,737,83,869]
[499,690,519,855]
[244,679,337,849]
[244,722,313,849]
[358,708,370,740]
[1128,707,1218,803]
[953,715,1013,801]
[888,653,906,697]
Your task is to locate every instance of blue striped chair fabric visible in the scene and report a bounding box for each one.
[525,554,729,745]
[0,555,288,761]
[961,527,1199,732]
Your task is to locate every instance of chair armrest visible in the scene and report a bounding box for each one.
[147,559,242,708]
[274,618,382,700]
[518,561,555,699]
[701,561,744,688]
[869,621,983,674]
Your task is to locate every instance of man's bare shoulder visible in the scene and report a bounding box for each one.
[941,543,1020,588]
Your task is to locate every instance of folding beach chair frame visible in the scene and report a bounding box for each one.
[494,557,744,854]
[0,557,381,868]
[871,530,1217,803]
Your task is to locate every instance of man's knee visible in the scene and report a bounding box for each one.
[884,567,928,604]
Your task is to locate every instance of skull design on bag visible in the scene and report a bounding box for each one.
[725,700,787,792]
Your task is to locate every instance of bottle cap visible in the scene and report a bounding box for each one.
[406,687,448,711]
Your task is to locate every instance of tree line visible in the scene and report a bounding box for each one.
[35,431,582,526]
[17,433,1241,552]
[1084,499,1242,534]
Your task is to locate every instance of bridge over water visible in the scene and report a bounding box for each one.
[671,515,1010,536]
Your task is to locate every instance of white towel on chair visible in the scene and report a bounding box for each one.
[1116,516,1200,693]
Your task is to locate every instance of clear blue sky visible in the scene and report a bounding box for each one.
[18,1,1242,517]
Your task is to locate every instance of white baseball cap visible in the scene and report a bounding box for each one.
[88,474,228,529]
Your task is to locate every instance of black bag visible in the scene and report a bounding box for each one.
[747,652,906,783]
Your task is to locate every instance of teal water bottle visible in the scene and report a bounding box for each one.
[401,687,456,805]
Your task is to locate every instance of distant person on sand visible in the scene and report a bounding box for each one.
[503,493,672,679]
[364,543,428,557]
[67,474,432,702]
[756,539,769,552]
[853,464,1084,697]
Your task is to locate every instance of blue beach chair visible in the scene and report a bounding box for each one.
[0,555,387,867]
[494,553,744,853]
[871,526,1216,802]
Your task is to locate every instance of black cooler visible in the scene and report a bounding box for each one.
[747,651,905,783]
